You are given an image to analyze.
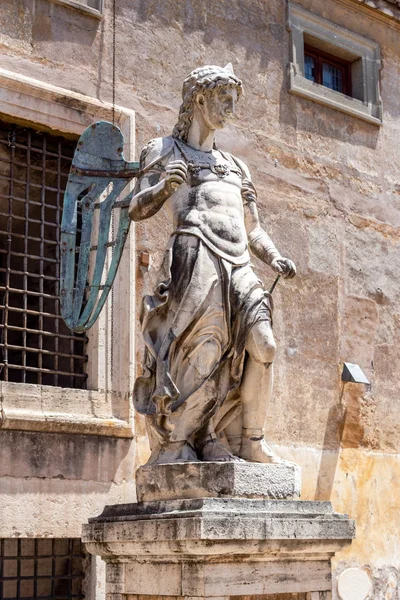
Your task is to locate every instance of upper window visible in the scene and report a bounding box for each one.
[51,0,103,18]
[304,45,352,96]
[287,3,382,125]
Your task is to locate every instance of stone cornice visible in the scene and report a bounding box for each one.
[348,0,400,25]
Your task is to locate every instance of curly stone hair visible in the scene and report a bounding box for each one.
[172,65,243,142]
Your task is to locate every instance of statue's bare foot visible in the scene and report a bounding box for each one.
[239,437,297,467]
[148,441,199,465]
[198,438,244,462]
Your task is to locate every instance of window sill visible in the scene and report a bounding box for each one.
[0,382,133,438]
[49,0,103,19]
[289,68,382,126]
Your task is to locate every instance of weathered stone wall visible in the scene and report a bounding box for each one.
[0,429,135,537]
[0,0,399,598]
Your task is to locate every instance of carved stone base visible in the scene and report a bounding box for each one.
[136,460,302,502]
[83,497,355,599]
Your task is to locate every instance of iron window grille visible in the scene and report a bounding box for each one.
[0,121,88,388]
[0,538,85,600]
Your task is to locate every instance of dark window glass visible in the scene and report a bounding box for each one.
[304,55,315,82]
[304,45,351,96]
[322,62,343,92]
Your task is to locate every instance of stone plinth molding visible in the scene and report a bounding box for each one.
[83,497,355,599]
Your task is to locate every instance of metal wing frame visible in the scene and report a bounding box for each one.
[60,121,140,333]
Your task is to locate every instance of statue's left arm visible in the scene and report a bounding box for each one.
[237,159,296,279]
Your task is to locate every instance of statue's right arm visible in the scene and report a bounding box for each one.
[128,138,187,222]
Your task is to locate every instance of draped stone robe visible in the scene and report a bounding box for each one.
[132,137,273,457]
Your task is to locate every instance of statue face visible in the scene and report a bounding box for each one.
[197,87,238,130]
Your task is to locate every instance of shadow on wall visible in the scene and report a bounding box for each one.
[279,85,381,151]
[33,1,100,44]
[133,0,284,70]
[315,381,367,501]
[0,0,100,45]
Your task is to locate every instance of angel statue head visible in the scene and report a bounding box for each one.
[172,64,243,142]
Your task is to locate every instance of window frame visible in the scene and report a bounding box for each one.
[304,44,352,97]
[0,122,89,389]
[0,67,135,438]
[287,3,382,125]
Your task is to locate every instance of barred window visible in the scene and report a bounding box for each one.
[0,122,87,388]
[0,538,85,600]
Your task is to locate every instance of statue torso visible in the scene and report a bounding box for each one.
[164,141,250,264]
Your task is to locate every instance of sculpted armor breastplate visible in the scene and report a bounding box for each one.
[174,139,243,181]
[165,139,251,265]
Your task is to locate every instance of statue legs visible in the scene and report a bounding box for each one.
[138,237,292,465]
[238,321,295,465]
[145,315,294,465]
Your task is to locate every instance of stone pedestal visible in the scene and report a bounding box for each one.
[83,463,355,600]
[136,460,301,501]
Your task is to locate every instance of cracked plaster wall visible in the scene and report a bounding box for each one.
[0,0,400,598]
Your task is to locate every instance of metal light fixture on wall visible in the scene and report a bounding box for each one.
[341,362,370,385]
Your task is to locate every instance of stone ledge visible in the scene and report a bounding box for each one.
[83,498,355,559]
[0,407,132,438]
[0,67,134,137]
[0,381,133,438]
[289,72,382,125]
[91,497,346,523]
[136,461,302,502]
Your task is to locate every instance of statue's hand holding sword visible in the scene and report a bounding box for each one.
[269,257,296,294]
